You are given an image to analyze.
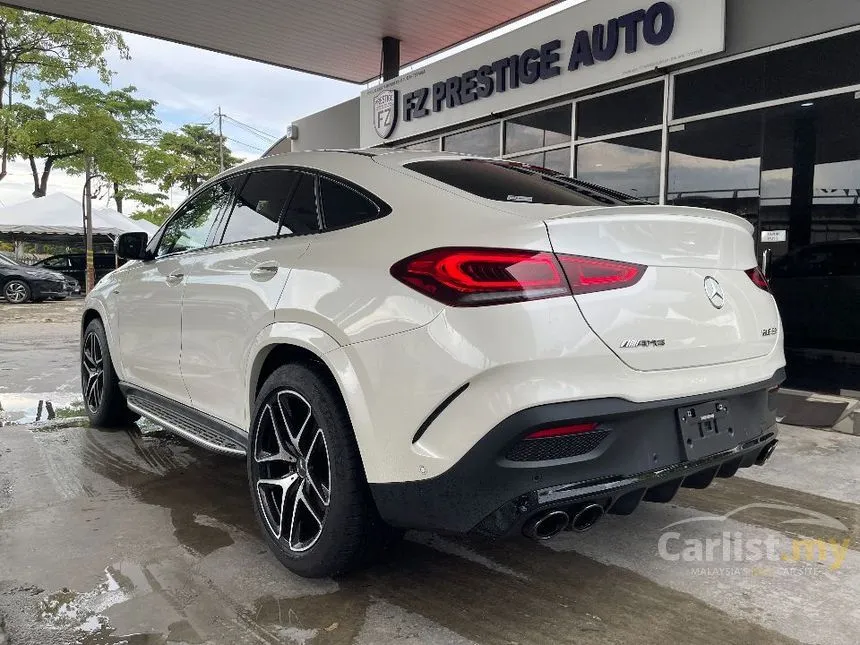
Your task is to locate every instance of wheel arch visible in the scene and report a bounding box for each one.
[246,323,375,472]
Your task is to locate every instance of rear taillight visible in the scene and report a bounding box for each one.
[557,254,645,295]
[525,422,598,440]
[745,267,770,292]
[390,247,645,307]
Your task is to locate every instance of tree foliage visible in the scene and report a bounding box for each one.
[0,9,128,180]
[7,83,158,198]
[130,203,172,226]
[144,124,240,193]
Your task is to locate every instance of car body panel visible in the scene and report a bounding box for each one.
[83,151,786,500]
[179,238,309,427]
[112,255,189,403]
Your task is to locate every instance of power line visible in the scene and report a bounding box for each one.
[221,114,278,140]
[224,135,264,152]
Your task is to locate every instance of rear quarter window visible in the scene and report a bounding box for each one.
[406,159,646,207]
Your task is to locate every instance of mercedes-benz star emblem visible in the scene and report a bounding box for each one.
[704,276,725,309]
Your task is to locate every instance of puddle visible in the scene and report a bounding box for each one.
[0,391,85,426]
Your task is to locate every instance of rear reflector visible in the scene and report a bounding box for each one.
[745,267,770,292]
[391,247,645,306]
[525,422,598,440]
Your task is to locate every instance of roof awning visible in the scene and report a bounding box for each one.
[0,0,557,83]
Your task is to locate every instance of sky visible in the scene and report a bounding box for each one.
[0,31,360,211]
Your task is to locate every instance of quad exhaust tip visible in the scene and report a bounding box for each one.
[756,440,778,466]
[523,510,570,540]
[570,504,604,532]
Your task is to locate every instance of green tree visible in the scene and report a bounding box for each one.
[130,203,172,226]
[0,8,128,180]
[145,123,240,193]
[10,83,158,198]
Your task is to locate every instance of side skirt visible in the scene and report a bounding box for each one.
[120,383,247,457]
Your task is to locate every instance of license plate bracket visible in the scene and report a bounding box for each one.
[677,400,736,460]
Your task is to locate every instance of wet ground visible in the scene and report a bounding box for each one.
[1,301,859,644]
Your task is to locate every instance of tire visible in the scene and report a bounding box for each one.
[3,279,31,304]
[81,318,139,427]
[248,363,395,578]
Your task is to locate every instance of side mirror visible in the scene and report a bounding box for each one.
[115,232,150,261]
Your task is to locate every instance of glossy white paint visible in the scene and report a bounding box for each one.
[179,238,308,426]
[111,255,190,403]
[86,150,786,485]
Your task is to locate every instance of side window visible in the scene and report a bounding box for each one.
[281,174,321,235]
[43,257,69,268]
[319,177,381,230]
[221,170,298,244]
[157,183,231,257]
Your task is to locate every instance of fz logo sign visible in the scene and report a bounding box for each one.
[373,89,397,139]
[703,276,725,309]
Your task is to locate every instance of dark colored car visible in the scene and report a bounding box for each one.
[34,253,119,287]
[0,253,71,303]
[769,239,860,352]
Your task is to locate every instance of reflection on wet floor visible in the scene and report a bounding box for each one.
[1,423,857,645]
[0,391,84,426]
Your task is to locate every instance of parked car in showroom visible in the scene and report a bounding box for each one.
[34,252,118,287]
[769,239,860,353]
[81,151,785,577]
[0,252,71,303]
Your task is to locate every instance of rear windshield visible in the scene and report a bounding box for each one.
[406,159,649,206]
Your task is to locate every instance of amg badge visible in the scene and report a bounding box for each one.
[620,339,666,349]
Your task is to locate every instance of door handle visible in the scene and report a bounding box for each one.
[250,262,279,280]
[166,271,184,286]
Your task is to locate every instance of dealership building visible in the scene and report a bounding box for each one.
[285,0,860,261]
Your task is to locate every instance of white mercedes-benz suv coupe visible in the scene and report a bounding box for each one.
[81,150,784,577]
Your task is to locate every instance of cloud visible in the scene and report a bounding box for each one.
[96,33,361,153]
[0,30,362,213]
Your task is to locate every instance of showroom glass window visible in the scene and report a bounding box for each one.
[504,104,571,154]
[674,30,860,118]
[220,170,299,244]
[157,182,232,256]
[577,132,662,201]
[401,139,439,151]
[576,83,663,139]
[667,111,764,220]
[442,123,500,156]
[509,147,571,176]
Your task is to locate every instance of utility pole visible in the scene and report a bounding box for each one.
[84,155,95,294]
[217,106,225,173]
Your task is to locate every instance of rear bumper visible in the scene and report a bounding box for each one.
[370,369,784,535]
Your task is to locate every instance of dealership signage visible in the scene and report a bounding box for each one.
[360,0,726,147]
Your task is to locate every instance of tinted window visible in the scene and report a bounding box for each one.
[771,245,859,278]
[157,182,232,257]
[281,174,321,235]
[407,159,645,206]
[42,256,70,268]
[505,104,571,154]
[319,178,380,230]
[675,31,860,118]
[577,83,663,139]
[221,170,297,244]
[443,123,500,156]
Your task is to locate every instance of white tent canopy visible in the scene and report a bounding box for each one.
[0,193,158,244]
